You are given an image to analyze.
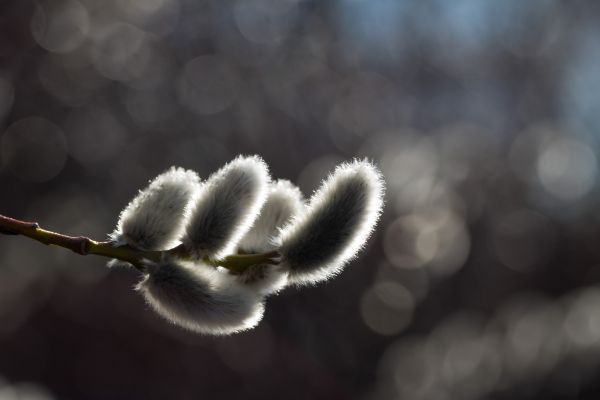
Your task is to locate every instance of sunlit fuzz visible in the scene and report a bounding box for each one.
[182,155,270,260]
[137,259,265,335]
[111,167,200,251]
[234,263,287,296]
[238,179,305,253]
[278,160,385,286]
[235,179,305,295]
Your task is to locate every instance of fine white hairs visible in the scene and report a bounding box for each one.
[111,167,200,251]
[182,155,270,260]
[137,260,264,335]
[277,160,385,286]
[237,179,304,254]
[235,180,305,295]
[110,156,384,335]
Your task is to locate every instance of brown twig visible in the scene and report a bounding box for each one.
[0,214,280,272]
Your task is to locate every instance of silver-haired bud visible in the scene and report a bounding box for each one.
[278,160,385,285]
[137,260,265,335]
[182,155,270,259]
[111,167,200,251]
[238,179,305,253]
[236,180,305,295]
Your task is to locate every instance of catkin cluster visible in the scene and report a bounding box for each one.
[110,156,385,335]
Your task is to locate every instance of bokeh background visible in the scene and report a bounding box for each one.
[1,0,600,399]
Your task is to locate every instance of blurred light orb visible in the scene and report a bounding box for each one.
[233,0,299,45]
[380,134,437,190]
[375,281,415,310]
[91,22,153,84]
[390,339,439,398]
[564,288,600,348]
[31,0,90,54]
[10,382,56,400]
[384,209,470,276]
[0,380,55,400]
[0,381,18,399]
[178,55,239,115]
[508,123,556,184]
[504,302,564,378]
[360,281,414,336]
[1,117,68,182]
[536,137,597,201]
[392,176,439,214]
[376,262,430,303]
[441,335,487,394]
[384,216,427,269]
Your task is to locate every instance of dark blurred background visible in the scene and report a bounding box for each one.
[1,0,600,399]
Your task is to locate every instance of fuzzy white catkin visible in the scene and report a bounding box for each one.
[238,179,305,253]
[236,180,305,295]
[278,160,385,286]
[137,260,265,335]
[182,155,270,259]
[111,167,200,251]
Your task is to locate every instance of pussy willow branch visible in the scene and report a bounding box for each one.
[0,214,279,273]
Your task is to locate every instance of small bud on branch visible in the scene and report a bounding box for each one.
[278,160,385,286]
[112,167,200,251]
[138,260,265,335]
